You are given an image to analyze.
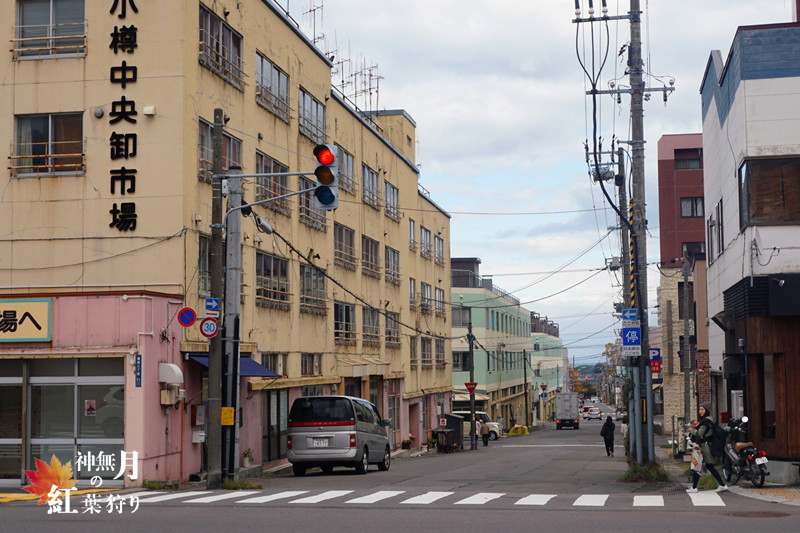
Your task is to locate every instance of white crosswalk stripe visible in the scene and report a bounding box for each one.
[185,491,260,503]
[400,491,454,505]
[514,494,556,506]
[454,493,505,505]
[688,492,725,506]
[138,491,210,503]
[346,491,406,504]
[573,494,609,506]
[129,489,728,509]
[236,490,308,504]
[290,490,353,504]
[633,495,664,507]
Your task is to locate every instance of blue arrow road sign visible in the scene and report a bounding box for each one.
[205,298,220,317]
[622,327,641,346]
[622,308,638,320]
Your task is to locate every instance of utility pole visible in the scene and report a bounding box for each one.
[468,318,477,451]
[682,255,692,435]
[523,349,529,427]
[223,167,243,478]
[629,0,655,464]
[207,108,224,489]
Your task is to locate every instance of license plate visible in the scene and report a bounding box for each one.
[755,456,768,464]
[312,438,328,447]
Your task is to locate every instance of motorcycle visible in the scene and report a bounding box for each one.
[721,416,769,488]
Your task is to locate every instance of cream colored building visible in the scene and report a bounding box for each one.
[0,0,450,485]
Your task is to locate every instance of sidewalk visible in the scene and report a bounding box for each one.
[654,443,800,506]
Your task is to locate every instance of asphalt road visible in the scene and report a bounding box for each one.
[4,404,800,532]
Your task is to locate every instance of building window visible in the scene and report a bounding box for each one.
[421,338,432,367]
[198,119,241,183]
[255,151,290,216]
[362,307,380,347]
[409,336,418,368]
[301,354,322,376]
[385,312,401,348]
[361,235,380,278]
[384,181,399,221]
[740,157,800,227]
[256,252,290,310]
[452,351,469,372]
[14,0,86,60]
[674,148,702,170]
[680,197,704,218]
[715,200,724,257]
[677,281,694,320]
[255,53,289,122]
[452,307,470,327]
[199,5,244,90]
[682,242,705,260]
[336,145,355,194]
[435,340,445,366]
[298,88,325,143]
[408,219,416,251]
[263,353,288,377]
[706,215,715,262]
[362,164,380,209]
[198,234,210,296]
[298,176,326,231]
[420,227,432,259]
[13,113,83,177]
[334,223,356,270]
[334,302,356,345]
[760,354,776,440]
[435,288,445,317]
[299,264,327,315]
[420,283,432,314]
[434,236,445,266]
[409,278,417,310]
[384,247,400,285]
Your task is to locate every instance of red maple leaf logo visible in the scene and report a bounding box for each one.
[23,455,77,505]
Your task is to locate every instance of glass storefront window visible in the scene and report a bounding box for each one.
[0,444,21,480]
[74,444,124,481]
[79,385,124,438]
[0,386,22,438]
[30,358,74,376]
[0,359,23,377]
[31,385,75,438]
[79,358,124,376]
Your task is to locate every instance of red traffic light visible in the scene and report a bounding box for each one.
[314,145,335,166]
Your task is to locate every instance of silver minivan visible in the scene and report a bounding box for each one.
[287,396,392,476]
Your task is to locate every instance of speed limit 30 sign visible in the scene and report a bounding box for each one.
[200,318,218,338]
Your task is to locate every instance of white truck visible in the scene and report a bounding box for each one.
[554,391,580,430]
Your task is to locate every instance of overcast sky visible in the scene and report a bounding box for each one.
[280,0,794,365]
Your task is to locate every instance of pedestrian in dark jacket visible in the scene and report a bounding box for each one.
[687,402,728,493]
[600,416,615,457]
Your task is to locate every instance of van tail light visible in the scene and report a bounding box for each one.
[350,434,356,448]
[747,454,754,461]
[575,420,578,424]
[287,436,292,450]
[757,450,767,458]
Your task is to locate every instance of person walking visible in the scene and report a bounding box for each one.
[479,418,490,447]
[687,402,728,493]
[600,415,615,457]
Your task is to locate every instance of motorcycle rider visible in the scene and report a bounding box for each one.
[687,402,728,493]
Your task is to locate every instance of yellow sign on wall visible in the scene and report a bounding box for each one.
[221,407,235,426]
[0,298,51,342]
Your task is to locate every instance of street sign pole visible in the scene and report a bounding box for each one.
[467,315,476,451]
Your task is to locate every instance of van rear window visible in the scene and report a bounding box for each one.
[289,397,355,425]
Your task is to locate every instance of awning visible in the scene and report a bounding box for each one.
[189,354,280,378]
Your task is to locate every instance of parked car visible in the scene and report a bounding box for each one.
[287,396,391,476]
[581,405,591,419]
[452,411,501,440]
[587,407,602,420]
[615,409,627,421]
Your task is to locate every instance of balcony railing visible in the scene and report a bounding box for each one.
[334,244,357,271]
[256,180,292,217]
[300,292,327,315]
[12,23,86,60]
[255,83,290,123]
[334,328,357,346]
[362,188,380,210]
[199,30,245,91]
[362,259,381,279]
[385,268,401,286]
[10,140,85,177]
[420,243,432,259]
[409,295,418,310]
[408,239,417,252]
[256,277,290,310]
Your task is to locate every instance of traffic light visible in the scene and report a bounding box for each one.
[313,144,338,210]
